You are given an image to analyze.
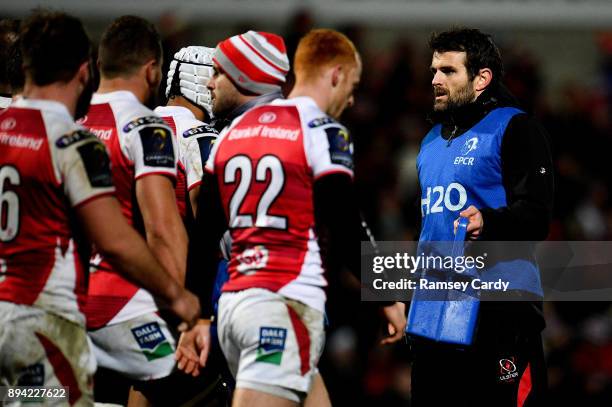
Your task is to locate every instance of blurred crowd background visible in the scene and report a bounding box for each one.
[4,0,612,404]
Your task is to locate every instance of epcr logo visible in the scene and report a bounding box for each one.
[461,137,478,155]
[258,112,277,124]
[0,118,16,131]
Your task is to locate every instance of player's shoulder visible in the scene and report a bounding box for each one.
[182,121,218,139]
[54,127,100,150]
[120,105,167,134]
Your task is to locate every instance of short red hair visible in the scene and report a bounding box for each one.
[294,29,358,80]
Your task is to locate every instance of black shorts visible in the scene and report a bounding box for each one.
[410,303,547,407]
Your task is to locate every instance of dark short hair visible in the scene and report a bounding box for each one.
[0,19,20,88]
[20,11,90,86]
[99,16,162,78]
[429,27,504,84]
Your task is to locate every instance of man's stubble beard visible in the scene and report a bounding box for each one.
[433,82,476,113]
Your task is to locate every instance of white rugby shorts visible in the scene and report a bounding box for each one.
[88,312,176,381]
[0,302,95,406]
[217,288,325,403]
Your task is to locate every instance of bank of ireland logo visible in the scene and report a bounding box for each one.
[461,137,478,155]
[258,112,277,124]
[256,327,287,365]
[131,322,173,362]
[1,117,16,131]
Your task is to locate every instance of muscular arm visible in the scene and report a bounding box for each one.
[480,114,554,240]
[77,196,199,325]
[136,175,188,284]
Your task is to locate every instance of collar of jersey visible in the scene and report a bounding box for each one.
[92,90,140,104]
[13,97,72,120]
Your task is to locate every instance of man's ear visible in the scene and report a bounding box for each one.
[331,65,344,88]
[474,68,493,92]
[77,61,90,88]
[144,59,159,86]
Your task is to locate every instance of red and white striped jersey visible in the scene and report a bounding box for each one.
[0,98,115,326]
[206,96,354,313]
[154,105,217,219]
[80,91,177,329]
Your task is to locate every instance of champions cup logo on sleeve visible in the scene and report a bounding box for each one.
[256,327,287,365]
[325,126,354,169]
[139,126,175,167]
[130,322,173,362]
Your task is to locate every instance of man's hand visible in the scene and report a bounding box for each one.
[381,302,406,345]
[168,288,201,332]
[454,205,483,240]
[176,319,211,377]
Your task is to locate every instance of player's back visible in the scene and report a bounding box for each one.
[0,99,114,325]
[81,90,176,329]
[154,105,217,220]
[209,97,353,313]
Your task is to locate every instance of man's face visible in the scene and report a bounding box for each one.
[328,54,362,119]
[431,51,476,112]
[208,63,242,117]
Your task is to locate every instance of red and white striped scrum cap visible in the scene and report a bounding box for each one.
[213,31,290,95]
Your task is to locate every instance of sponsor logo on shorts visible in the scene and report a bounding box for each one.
[17,363,44,386]
[131,322,173,362]
[497,357,519,383]
[256,327,287,365]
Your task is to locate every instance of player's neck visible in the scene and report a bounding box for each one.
[23,81,77,118]
[289,82,330,114]
[97,76,149,105]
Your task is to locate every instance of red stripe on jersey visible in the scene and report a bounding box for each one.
[35,332,83,405]
[517,363,532,407]
[286,304,311,375]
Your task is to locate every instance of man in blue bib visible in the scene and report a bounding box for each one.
[409,28,553,407]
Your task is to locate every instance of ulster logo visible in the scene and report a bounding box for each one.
[497,357,519,383]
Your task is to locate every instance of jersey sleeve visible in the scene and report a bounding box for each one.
[204,127,225,175]
[306,123,355,180]
[55,129,115,207]
[122,116,178,180]
[184,132,217,190]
